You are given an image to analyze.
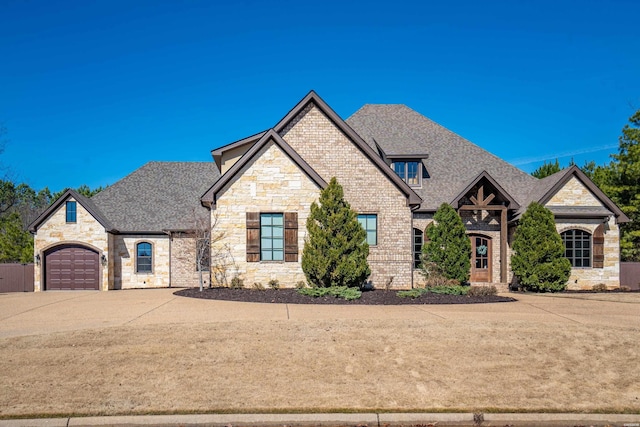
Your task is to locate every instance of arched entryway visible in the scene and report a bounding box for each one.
[44,244,100,290]
[470,235,492,282]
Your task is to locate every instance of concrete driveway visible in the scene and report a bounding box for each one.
[1,288,638,338]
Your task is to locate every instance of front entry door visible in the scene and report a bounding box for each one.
[470,235,492,282]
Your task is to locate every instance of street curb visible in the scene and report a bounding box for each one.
[1,412,640,427]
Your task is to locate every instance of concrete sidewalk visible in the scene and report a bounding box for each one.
[1,288,639,338]
[2,412,640,427]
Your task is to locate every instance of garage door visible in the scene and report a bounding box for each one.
[45,245,100,290]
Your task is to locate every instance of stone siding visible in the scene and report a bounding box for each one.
[212,140,321,287]
[544,177,621,289]
[280,103,414,288]
[547,177,602,206]
[112,235,170,289]
[556,217,620,289]
[33,198,109,291]
[170,234,210,288]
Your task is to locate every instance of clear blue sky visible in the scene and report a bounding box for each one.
[1,0,639,193]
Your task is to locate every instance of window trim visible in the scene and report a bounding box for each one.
[65,201,77,223]
[357,214,378,246]
[260,212,284,262]
[135,241,154,274]
[561,229,592,268]
[391,160,422,187]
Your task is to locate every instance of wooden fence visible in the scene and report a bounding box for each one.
[620,262,640,290]
[0,264,34,292]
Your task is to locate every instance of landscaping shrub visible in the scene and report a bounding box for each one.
[397,289,424,299]
[297,286,362,300]
[397,285,470,298]
[592,283,608,292]
[421,203,471,283]
[230,276,244,289]
[511,202,571,292]
[295,281,307,289]
[268,279,280,290]
[467,285,498,297]
[302,177,370,288]
[252,282,265,290]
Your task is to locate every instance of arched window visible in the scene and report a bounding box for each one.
[561,229,591,268]
[136,242,153,273]
[413,228,423,268]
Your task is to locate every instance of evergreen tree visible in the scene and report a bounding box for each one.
[609,109,640,261]
[511,202,571,292]
[0,212,33,263]
[531,159,561,179]
[302,177,370,288]
[421,203,471,283]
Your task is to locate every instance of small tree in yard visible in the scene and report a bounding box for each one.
[511,202,571,292]
[175,210,232,291]
[302,177,370,288]
[421,203,471,283]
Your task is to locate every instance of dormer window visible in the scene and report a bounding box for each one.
[392,161,421,186]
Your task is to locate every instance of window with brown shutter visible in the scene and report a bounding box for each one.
[246,212,298,262]
[246,212,260,262]
[284,212,298,262]
[593,224,605,269]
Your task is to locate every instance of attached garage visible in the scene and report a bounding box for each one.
[44,244,100,290]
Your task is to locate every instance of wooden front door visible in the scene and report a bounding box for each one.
[470,235,492,282]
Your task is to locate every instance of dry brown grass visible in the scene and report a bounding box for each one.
[1,318,639,418]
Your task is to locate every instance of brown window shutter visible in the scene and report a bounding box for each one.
[246,212,260,262]
[593,224,604,268]
[284,212,298,262]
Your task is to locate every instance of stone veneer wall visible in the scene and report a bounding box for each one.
[111,235,170,289]
[545,176,621,289]
[555,217,620,289]
[280,103,414,288]
[212,140,321,287]
[170,234,210,288]
[547,176,602,206]
[33,197,109,291]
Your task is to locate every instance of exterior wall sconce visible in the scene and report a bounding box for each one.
[101,254,107,267]
[35,254,41,266]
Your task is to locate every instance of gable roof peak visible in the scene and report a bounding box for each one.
[201,128,327,205]
[531,164,629,223]
[28,188,114,233]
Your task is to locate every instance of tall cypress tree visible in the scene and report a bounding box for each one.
[302,177,370,288]
[421,203,471,283]
[511,202,571,292]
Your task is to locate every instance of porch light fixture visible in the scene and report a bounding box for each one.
[35,254,41,266]
[101,254,107,266]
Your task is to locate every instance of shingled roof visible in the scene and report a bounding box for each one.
[91,162,219,233]
[346,104,539,211]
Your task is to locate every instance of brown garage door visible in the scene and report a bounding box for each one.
[45,245,100,290]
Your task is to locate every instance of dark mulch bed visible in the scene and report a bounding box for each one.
[174,287,516,305]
